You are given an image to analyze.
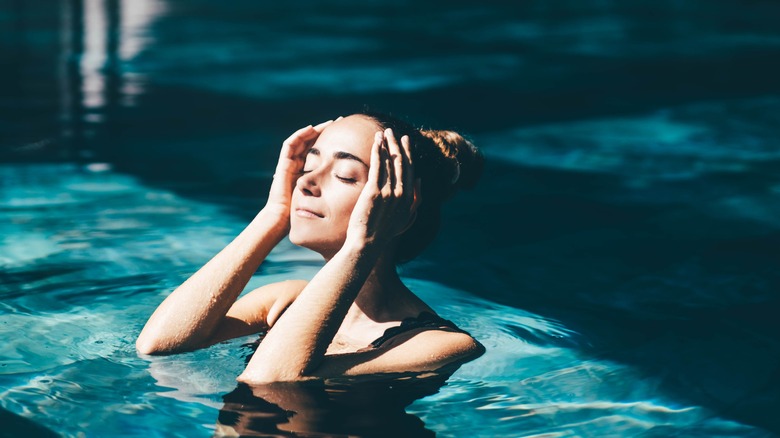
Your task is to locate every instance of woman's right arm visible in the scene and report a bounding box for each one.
[136,122,331,355]
[136,209,288,355]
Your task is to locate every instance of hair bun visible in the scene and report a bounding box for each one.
[420,129,483,191]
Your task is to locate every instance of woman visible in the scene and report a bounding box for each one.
[136,112,485,384]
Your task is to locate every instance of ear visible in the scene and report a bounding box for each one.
[397,178,422,236]
[411,177,422,214]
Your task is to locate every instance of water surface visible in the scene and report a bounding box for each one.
[0,164,772,436]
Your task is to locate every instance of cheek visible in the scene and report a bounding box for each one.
[332,190,361,220]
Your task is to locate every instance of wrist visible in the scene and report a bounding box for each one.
[261,202,290,220]
[340,236,383,264]
[254,206,290,236]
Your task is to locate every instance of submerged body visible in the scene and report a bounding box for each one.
[136,114,484,383]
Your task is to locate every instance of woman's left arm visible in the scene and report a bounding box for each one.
[237,129,416,384]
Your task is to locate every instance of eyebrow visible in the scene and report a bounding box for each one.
[308,148,368,168]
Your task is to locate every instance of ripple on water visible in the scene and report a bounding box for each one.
[0,233,63,269]
[405,279,770,437]
[479,96,780,189]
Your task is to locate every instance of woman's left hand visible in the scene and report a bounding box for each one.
[345,128,416,252]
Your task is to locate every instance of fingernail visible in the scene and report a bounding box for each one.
[336,116,344,121]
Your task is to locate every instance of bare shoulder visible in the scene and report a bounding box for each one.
[314,326,484,378]
[399,328,485,363]
[196,280,306,347]
[254,279,308,327]
[228,279,307,323]
[209,279,308,345]
[245,279,308,299]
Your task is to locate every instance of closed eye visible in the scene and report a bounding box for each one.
[337,175,357,184]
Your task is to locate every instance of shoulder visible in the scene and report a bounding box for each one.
[231,279,307,309]
[367,311,485,372]
[376,311,484,362]
[226,279,308,327]
[252,279,308,296]
[262,280,308,326]
[201,280,308,347]
[314,326,484,378]
[388,327,485,365]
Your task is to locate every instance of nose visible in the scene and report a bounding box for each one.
[296,169,321,197]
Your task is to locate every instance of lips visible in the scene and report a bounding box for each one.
[295,207,324,218]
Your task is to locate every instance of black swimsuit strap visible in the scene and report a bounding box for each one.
[369,311,464,349]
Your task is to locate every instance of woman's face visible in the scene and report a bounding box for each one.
[289,115,378,258]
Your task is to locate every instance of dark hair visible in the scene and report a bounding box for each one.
[356,111,484,264]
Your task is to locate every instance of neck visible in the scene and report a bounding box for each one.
[320,247,422,327]
[345,254,412,326]
[356,263,404,317]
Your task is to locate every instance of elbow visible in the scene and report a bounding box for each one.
[135,337,159,355]
[136,330,205,355]
[135,335,175,356]
[236,372,262,385]
[237,367,311,385]
[237,371,288,385]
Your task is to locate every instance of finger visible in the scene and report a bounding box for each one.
[283,125,314,145]
[400,135,414,191]
[283,122,330,160]
[288,121,329,144]
[367,131,382,190]
[282,125,315,152]
[380,134,392,197]
[313,119,333,132]
[385,128,403,197]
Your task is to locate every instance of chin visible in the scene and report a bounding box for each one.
[289,228,345,258]
[288,230,308,248]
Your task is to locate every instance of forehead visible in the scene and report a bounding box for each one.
[311,115,379,158]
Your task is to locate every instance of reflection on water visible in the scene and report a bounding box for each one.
[0,0,162,160]
[216,376,447,437]
[6,0,780,165]
[57,0,162,161]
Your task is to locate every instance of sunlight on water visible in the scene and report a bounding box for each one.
[0,164,769,436]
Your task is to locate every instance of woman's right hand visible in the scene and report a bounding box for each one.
[264,120,333,227]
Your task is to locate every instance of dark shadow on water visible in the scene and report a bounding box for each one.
[0,406,59,438]
[412,158,780,434]
[217,374,451,437]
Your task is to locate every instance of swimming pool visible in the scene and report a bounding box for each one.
[0,163,770,436]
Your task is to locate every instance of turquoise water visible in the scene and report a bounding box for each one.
[0,164,769,436]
